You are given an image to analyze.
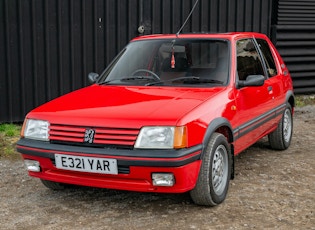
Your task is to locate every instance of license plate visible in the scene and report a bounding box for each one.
[55,154,118,175]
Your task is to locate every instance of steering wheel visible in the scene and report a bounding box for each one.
[131,69,160,81]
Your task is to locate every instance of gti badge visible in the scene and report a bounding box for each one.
[84,129,95,143]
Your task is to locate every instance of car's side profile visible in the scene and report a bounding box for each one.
[17,32,294,206]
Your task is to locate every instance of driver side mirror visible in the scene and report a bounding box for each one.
[237,75,265,89]
[88,72,100,84]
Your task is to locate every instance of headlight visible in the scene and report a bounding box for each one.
[23,119,49,141]
[135,126,187,149]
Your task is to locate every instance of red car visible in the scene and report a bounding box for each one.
[17,32,294,206]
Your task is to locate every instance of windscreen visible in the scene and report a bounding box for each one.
[98,39,230,86]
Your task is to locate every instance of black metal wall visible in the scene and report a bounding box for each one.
[0,0,142,122]
[274,0,315,93]
[1,0,274,122]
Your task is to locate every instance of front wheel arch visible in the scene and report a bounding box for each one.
[201,118,234,179]
[202,117,234,145]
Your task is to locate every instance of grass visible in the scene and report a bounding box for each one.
[0,123,21,137]
[295,94,315,107]
[0,123,21,159]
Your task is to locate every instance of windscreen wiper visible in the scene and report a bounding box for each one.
[146,76,223,86]
[146,76,199,86]
[98,76,157,85]
[182,77,224,84]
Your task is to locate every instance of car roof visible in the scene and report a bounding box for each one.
[131,32,268,42]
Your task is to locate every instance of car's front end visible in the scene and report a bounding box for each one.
[17,83,228,193]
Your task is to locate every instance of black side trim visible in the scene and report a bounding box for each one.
[233,104,286,140]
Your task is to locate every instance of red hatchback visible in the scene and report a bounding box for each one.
[17,32,294,206]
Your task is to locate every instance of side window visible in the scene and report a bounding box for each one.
[256,39,278,77]
[236,39,265,81]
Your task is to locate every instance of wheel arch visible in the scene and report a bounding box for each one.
[286,90,295,109]
[202,117,234,146]
[201,117,235,179]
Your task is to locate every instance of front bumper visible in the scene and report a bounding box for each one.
[17,139,202,193]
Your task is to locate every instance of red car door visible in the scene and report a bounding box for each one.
[233,38,275,154]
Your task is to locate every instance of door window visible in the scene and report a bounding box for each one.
[236,39,265,81]
[256,39,278,77]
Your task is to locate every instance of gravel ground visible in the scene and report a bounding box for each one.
[0,105,314,230]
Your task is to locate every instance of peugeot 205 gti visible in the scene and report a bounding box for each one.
[17,32,294,206]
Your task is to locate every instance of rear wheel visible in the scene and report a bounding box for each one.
[190,133,231,206]
[269,104,293,150]
[40,179,67,190]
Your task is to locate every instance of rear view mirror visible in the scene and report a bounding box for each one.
[88,72,99,84]
[237,75,265,88]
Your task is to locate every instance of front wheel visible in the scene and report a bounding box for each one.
[190,133,231,206]
[269,104,293,150]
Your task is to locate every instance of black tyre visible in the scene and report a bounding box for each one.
[40,179,67,190]
[190,132,231,206]
[269,104,293,150]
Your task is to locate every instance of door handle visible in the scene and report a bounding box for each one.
[268,86,273,91]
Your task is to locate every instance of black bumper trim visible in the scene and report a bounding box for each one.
[17,139,202,167]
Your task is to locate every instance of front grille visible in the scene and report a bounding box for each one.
[49,124,139,148]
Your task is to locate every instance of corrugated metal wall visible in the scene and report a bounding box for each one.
[0,0,273,122]
[274,0,315,93]
[143,0,272,34]
[0,0,141,122]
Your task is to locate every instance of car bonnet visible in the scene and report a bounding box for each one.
[28,84,225,128]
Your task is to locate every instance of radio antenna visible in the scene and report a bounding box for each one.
[176,0,199,37]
